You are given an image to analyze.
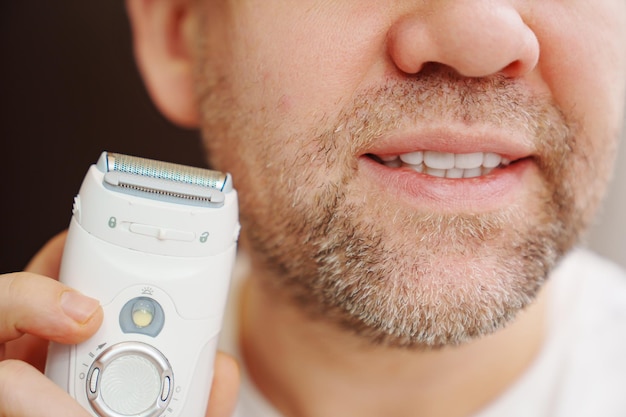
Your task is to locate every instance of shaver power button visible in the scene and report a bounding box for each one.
[86,342,173,417]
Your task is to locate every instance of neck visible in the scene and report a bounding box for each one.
[239,270,548,417]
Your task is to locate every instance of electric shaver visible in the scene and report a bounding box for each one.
[45,151,239,417]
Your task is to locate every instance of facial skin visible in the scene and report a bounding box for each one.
[185,0,626,348]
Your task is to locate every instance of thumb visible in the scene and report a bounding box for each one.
[206,352,240,417]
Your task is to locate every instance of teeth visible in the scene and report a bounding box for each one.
[454,152,484,169]
[482,152,503,168]
[380,155,400,162]
[377,151,511,178]
[399,151,423,165]
[424,151,455,170]
[445,168,464,179]
[425,167,447,177]
[464,167,483,178]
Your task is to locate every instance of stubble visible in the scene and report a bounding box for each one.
[197,66,609,348]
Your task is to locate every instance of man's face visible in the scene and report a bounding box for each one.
[192,1,626,347]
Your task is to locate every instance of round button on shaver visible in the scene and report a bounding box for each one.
[131,299,156,328]
[119,297,165,338]
[86,342,173,417]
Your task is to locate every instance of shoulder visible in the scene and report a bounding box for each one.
[555,248,626,315]
[552,248,626,349]
[557,247,626,280]
[549,248,626,416]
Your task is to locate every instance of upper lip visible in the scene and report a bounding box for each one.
[360,125,535,162]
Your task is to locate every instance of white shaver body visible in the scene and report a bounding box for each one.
[45,152,239,417]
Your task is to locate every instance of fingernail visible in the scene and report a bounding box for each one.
[61,291,100,324]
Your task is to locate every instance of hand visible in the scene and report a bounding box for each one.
[0,232,103,416]
[206,352,241,417]
[0,232,240,417]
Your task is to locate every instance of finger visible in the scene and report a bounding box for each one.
[24,231,68,279]
[205,352,241,417]
[0,359,91,417]
[5,232,87,368]
[3,333,48,371]
[0,272,102,345]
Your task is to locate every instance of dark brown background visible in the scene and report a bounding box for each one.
[0,1,205,272]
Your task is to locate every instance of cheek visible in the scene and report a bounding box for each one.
[527,2,626,223]
[199,5,393,192]
[229,4,391,127]
[533,2,626,140]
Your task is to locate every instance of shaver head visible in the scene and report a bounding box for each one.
[73,151,239,257]
[97,152,233,207]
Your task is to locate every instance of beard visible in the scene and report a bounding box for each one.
[197,65,611,349]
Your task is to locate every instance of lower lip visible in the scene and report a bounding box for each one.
[358,156,536,212]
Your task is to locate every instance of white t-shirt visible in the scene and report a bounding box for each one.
[220,249,626,417]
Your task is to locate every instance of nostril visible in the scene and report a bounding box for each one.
[500,30,540,78]
[501,60,524,78]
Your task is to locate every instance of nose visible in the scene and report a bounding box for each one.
[388,2,539,78]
